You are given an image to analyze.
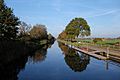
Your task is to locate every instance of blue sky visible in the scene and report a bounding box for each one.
[5,0,120,38]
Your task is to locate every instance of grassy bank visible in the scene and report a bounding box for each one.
[79,39,120,45]
[57,39,120,51]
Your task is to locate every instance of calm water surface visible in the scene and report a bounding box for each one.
[1,41,119,80]
[16,41,120,80]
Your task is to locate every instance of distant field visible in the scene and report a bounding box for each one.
[76,39,120,50]
[97,39,120,45]
[78,39,120,45]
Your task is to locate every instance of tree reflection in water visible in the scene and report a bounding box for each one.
[0,41,54,80]
[58,42,90,72]
[29,44,52,63]
[0,55,28,80]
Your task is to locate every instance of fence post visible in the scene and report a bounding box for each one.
[107,47,109,59]
[87,43,88,53]
[105,60,109,70]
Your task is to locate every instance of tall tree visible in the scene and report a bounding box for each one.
[0,0,19,40]
[65,17,91,39]
[29,24,48,40]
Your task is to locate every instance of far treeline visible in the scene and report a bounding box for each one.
[0,0,55,43]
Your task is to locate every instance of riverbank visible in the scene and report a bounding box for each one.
[57,39,120,62]
[0,38,55,65]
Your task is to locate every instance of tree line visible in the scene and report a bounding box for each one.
[0,0,55,41]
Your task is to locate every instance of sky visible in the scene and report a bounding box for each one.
[5,0,120,38]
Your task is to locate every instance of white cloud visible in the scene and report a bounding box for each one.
[85,9,120,18]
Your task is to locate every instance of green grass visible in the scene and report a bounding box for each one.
[57,39,88,47]
[77,39,120,45]
[57,39,120,50]
[77,39,92,43]
[97,39,120,45]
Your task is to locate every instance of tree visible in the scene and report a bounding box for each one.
[65,26,76,40]
[93,38,103,43]
[29,24,47,40]
[65,17,91,39]
[58,31,67,40]
[18,21,31,36]
[0,0,20,40]
[47,33,54,40]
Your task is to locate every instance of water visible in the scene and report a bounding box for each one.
[0,41,120,80]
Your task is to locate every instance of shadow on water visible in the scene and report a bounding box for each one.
[28,43,53,63]
[58,42,90,72]
[0,40,55,80]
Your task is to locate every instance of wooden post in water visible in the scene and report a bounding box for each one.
[105,60,109,70]
[107,47,110,59]
[87,43,88,53]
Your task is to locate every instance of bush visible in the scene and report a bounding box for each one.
[93,38,103,43]
[29,24,47,40]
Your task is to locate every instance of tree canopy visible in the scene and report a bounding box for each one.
[59,17,91,40]
[58,31,67,40]
[18,21,31,36]
[66,18,91,37]
[29,24,48,40]
[0,0,20,40]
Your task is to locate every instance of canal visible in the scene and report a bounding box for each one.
[0,41,120,80]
